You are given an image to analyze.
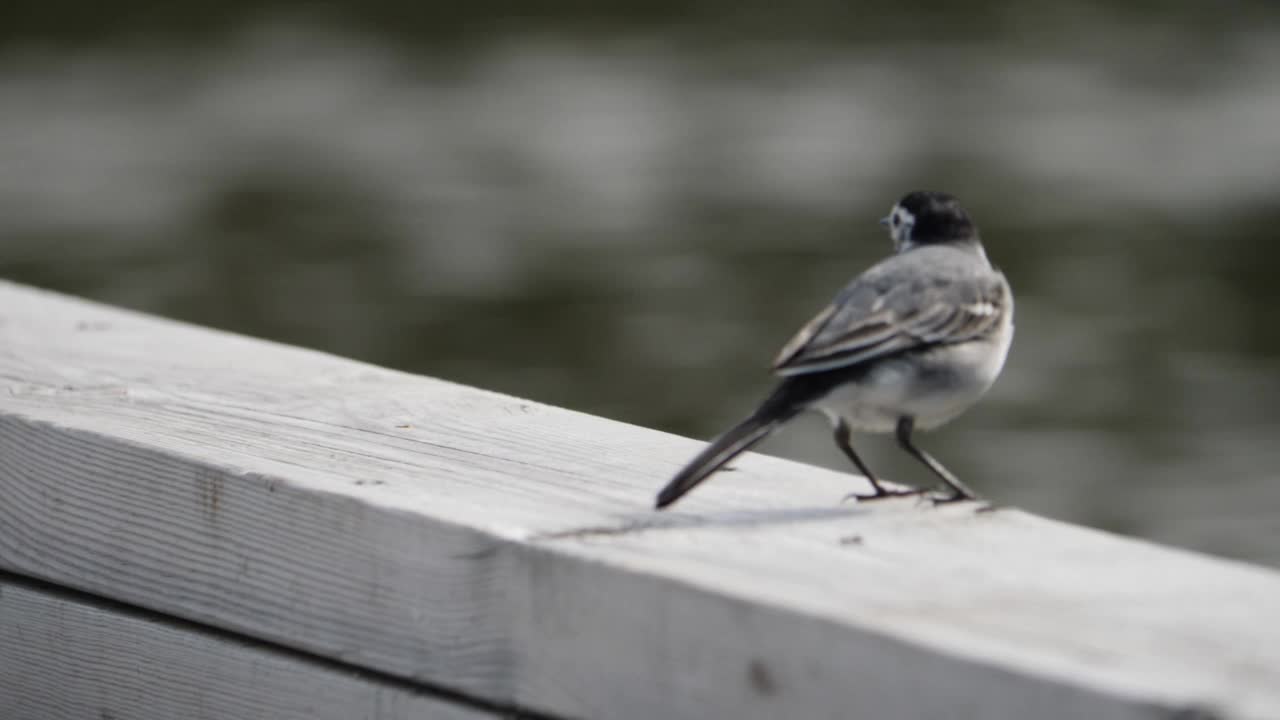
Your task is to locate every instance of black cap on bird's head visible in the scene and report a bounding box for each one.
[880,190,980,252]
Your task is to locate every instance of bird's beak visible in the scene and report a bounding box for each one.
[879,216,891,227]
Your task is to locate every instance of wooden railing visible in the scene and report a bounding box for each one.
[1,279,1277,720]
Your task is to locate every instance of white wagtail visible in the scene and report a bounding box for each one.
[655,191,1013,509]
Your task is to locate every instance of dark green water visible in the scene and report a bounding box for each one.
[2,6,1279,564]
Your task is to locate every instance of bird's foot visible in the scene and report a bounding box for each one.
[926,489,981,506]
[842,486,926,503]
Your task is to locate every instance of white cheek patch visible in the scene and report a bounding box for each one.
[890,206,917,251]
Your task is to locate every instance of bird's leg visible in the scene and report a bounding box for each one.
[894,417,980,504]
[835,419,923,501]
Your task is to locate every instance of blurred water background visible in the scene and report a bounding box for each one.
[2,2,1278,565]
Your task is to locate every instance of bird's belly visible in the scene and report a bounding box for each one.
[814,327,1012,433]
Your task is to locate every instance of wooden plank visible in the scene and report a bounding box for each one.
[0,278,1277,719]
[0,575,497,720]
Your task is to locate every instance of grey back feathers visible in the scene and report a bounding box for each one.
[774,245,1009,376]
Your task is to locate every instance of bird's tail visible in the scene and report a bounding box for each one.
[655,414,779,509]
[655,373,836,509]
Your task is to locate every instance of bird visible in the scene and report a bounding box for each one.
[655,190,1013,510]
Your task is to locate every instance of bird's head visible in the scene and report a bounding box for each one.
[881,191,980,253]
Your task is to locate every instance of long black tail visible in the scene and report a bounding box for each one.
[654,414,779,509]
[654,376,830,509]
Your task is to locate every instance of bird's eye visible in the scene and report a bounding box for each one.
[890,214,900,227]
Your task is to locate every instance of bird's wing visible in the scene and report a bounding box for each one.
[773,252,1009,376]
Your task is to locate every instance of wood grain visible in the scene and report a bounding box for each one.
[1,279,1277,719]
[0,576,496,720]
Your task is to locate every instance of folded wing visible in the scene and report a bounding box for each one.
[773,255,1009,376]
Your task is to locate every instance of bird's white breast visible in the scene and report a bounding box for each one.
[815,308,1013,433]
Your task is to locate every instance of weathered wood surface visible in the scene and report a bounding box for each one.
[0,575,496,720]
[1,278,1278,719]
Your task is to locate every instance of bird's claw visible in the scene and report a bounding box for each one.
[926,490,981,506]
[842,487,926,503]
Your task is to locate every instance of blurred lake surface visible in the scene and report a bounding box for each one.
[2,16,1279,564]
